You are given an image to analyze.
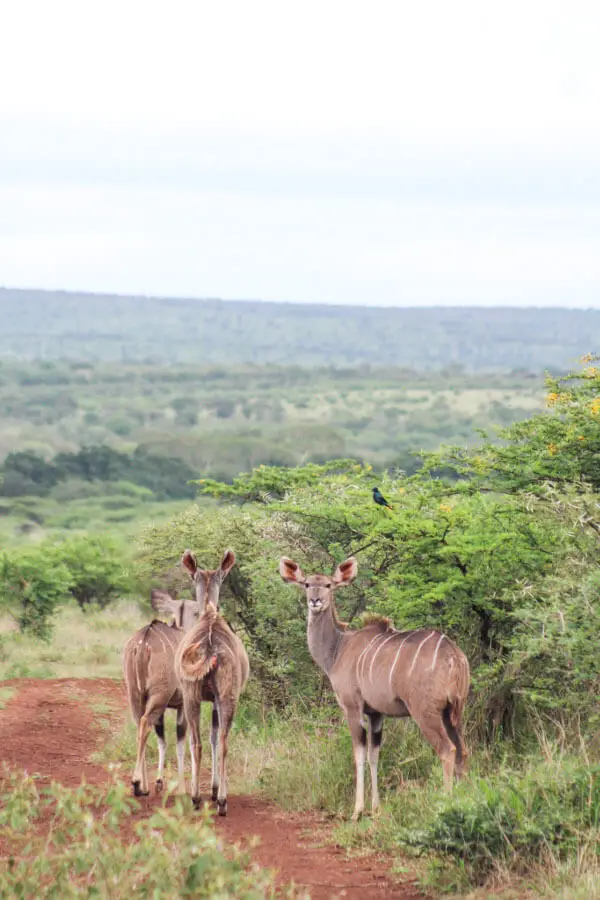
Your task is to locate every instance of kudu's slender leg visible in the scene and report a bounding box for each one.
[132,698,163,796]
[155,713,166,793]
[210,705,220,802]
[442,703,468,779]
[412,710,457,791]
[176,707,187,795]
[184,693,202,808]
[345,707,368,821]
[215,700,235,816]
[132,716,150,796]
[367,712,384,813]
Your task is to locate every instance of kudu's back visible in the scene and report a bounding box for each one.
[175,604,249,698]
[337,619,470,724]
[123,620,184,717]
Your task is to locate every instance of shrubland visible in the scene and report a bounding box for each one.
[0,771,284,899]
[137,356,600,893]
[1,355,599,896]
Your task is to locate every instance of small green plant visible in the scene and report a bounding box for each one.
[390,757,600,884]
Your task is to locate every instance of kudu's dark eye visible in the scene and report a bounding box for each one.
[326,583,332,589]
[304,582,310,588]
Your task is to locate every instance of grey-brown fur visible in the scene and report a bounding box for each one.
[174,549,249,816]
[123,589,201,796]
[280,556,470,820]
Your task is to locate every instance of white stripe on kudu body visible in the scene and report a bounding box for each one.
[408,630,436,676]
[357,633,384,681]
[430,633,446,671]
[388,634,412,689]
[279,555,470,822]
[367,632,398,683]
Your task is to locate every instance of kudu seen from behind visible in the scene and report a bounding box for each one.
[280,556,470,820]
[123,587,201,797]
[174,549,249,816]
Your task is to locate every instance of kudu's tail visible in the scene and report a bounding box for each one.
[125,623,153,701]
[179,605,220,681]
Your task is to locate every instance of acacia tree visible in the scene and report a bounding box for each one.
[58,535,132,610]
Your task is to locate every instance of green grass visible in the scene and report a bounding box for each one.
[0,685,15,708]
[229,706,600,897]
[0,600,147,681]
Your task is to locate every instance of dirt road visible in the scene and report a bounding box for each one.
[0,678,424,899]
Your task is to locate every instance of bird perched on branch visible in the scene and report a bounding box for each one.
[372,486,393,509]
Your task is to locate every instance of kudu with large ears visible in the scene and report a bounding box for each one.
[280,556,470,820]
[174,549,249,816]
[123,586,201,797]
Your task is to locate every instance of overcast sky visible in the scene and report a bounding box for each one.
[1,1,600,307]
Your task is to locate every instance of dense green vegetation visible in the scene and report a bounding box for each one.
[0,358,544,547]
[0,772,279,898]
[1,446,197,499]
[132,356,599,893]
[1,287,598,369]
[1,343,599,896]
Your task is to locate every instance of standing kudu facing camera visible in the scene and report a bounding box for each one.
[280,556,470,820]
[175,549,249,816]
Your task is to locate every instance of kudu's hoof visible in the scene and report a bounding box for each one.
[211,786,219,802]
[132,781,149,798]
[217,799,227,817]
[192,796,202,810]
[155,779,164,794]
[350,810,363,822]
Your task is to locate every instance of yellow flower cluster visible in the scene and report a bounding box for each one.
[591,399,600,416]
[547,392,571,407]
[584,367,598,378]
[439,503,452,513]
[547,443,558,455]
[581,353,594,364]
[578,435,586,441]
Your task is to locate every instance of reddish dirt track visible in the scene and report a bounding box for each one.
[0,678,424,899]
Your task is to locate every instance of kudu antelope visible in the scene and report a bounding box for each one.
[174,549,249,816]
[280,556,470,820]
[123,587,201,796]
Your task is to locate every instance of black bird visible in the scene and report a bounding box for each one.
[372,486,393,509]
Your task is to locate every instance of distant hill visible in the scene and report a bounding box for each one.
[0,288,597,371]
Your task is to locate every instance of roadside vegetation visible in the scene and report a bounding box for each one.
[1,355,599,897]
[0,771,285,899]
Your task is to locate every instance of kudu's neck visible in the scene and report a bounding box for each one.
[307,603,345,675]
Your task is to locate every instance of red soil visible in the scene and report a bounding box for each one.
[0,678,424,899]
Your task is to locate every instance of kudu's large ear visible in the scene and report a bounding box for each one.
[332,557,358,586]
[219,549,236,579]
[151,589,182,620]
[279,557,305,584]
[181,549,197,576]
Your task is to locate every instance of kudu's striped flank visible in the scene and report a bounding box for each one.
[280,556,470,820]
[123,588,201,797]
[174,549,249,816]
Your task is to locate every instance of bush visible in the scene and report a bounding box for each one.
[58,534,133,610]
[0,546,73,639]
[399,758,600,882]
[0,772,279,898]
